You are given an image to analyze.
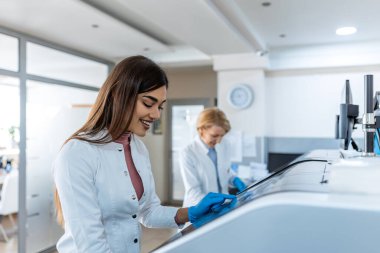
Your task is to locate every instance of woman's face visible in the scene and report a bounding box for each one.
[128,85,167,137]
[200,125,226,148]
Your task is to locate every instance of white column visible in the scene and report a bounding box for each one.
[213,53,269,162]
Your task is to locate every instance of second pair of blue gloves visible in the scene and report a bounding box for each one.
[188,192,237,223]
[232,177,246,192]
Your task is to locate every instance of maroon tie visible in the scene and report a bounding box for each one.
[116,133,144,200]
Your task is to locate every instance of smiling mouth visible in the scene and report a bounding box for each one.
[140,119,152,129]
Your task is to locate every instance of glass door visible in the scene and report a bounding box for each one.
[25,80,98,252]
[167,99,212,204]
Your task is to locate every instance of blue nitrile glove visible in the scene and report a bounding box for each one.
[192,201,236,228]
[188,192,237,223]
[209,195,238,213]
[375,131,380,155]
[233,177,246,192]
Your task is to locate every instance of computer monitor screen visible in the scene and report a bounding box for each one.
[267,152,303,173]
[336,80,359,150]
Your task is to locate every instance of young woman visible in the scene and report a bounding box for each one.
[179,107,246,208]
[53,56,236,253]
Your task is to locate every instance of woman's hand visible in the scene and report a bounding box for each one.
[187,192,236,223]
[233,177,247,192]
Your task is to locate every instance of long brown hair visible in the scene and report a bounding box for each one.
[54,55,168,226]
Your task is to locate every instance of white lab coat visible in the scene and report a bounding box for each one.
[179,135,235,208]
[53,131,179,253]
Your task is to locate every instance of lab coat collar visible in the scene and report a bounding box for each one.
[83,129,136,150]
[195,135,209,155]
[195,135,221,154]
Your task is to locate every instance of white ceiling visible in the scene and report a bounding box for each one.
[0,0,379,67]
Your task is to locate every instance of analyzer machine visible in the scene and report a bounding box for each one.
[152,75,380,253]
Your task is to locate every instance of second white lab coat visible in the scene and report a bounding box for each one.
[179,135,235,208]
[53,130,179,253]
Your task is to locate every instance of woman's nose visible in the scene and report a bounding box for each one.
[150,106,161,119]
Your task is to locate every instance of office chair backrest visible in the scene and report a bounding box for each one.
[0,170,19,215]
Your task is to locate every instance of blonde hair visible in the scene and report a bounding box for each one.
[54,55,168,226]
[196,107,231,133]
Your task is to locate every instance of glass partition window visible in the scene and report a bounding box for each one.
[0,75,20,168]
[0,33,18,71]
[0,75,19,251]
[27,42,108,87]
[26,80,97,252]
[0,28,109,252]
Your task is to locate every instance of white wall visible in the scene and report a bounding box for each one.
[213,43,380,160]
[217,69,266,135]
[265,41,380,139]
[214,53,268,135]
[266,68,380,138]
[214,53,268,162]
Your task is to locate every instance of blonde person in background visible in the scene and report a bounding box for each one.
[179,107,246,208]
[53,56,236,253]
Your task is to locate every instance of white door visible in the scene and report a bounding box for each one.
[167,99,212,204]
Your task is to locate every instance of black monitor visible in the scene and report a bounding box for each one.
[336,80,359,150]
[267,152,303,173]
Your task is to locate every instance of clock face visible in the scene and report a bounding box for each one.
[228,84,253,109]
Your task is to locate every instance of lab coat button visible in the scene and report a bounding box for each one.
[134,238,138,243]
[132,214,137,218]
[118,148,123,152]
[123,171,128,176]
[132,195,136,200]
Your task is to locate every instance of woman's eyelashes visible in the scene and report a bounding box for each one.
[143,102,164,111]
[143,102,153,108]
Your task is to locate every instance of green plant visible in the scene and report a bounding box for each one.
[8,126,18,139]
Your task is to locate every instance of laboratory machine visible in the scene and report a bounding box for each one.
[152,75,380,253]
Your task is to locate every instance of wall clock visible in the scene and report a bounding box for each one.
[227,84,253,110]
